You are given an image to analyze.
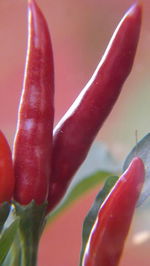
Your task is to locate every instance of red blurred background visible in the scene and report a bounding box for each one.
[0,0,150,265]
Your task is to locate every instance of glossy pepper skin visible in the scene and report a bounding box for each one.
[13,0,54,205]
[82,157,145,266]
[0,131,15,203]
[47,4,142,211]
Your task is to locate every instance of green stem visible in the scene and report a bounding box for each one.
[14,201,47,266]
[21,234,39,266]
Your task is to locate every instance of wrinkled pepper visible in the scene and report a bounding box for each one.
[82,157,145,266]
[13,0,54,205]
[47,4,142,211]
[0,131,14,203]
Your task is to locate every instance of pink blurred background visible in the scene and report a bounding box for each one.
[0,0,150,265]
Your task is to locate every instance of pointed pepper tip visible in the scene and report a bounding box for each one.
[126,2,143,18]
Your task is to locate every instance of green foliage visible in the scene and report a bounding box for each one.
[0,203,10,233]
[1,201,47,266]
[48,171,112,223]
[0,204,19,265]
[0,220,19,265]
[2,235,22,266]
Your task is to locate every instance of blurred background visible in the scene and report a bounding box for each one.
[0,0,150,265]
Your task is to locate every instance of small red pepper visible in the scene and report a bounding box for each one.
[0,131,15,203]
[47,4,142,211]
[82,157,145,266]
[13,0,54,205]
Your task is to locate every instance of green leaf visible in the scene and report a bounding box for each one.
[79,175,119,266]
[2,233,22,266]
[0,203,11,233]
[0,218,19,265]
[47,142,120,222]
[123,133,150,206]
[1,204,21,266]
[48,171,112,223]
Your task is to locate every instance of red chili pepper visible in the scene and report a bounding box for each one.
[47,4,142,211]
[0,131,15,203]
[13,0,54,205]
[82,157,145,266]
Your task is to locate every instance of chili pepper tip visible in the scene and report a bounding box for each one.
[126,2,142,18]
[121,156,145,192]
[128,156,144,173]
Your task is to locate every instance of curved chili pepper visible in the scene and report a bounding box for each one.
[82,157,145,266]
[13,0,54,205]
[47,4,142,212]
[0,131,15,203]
